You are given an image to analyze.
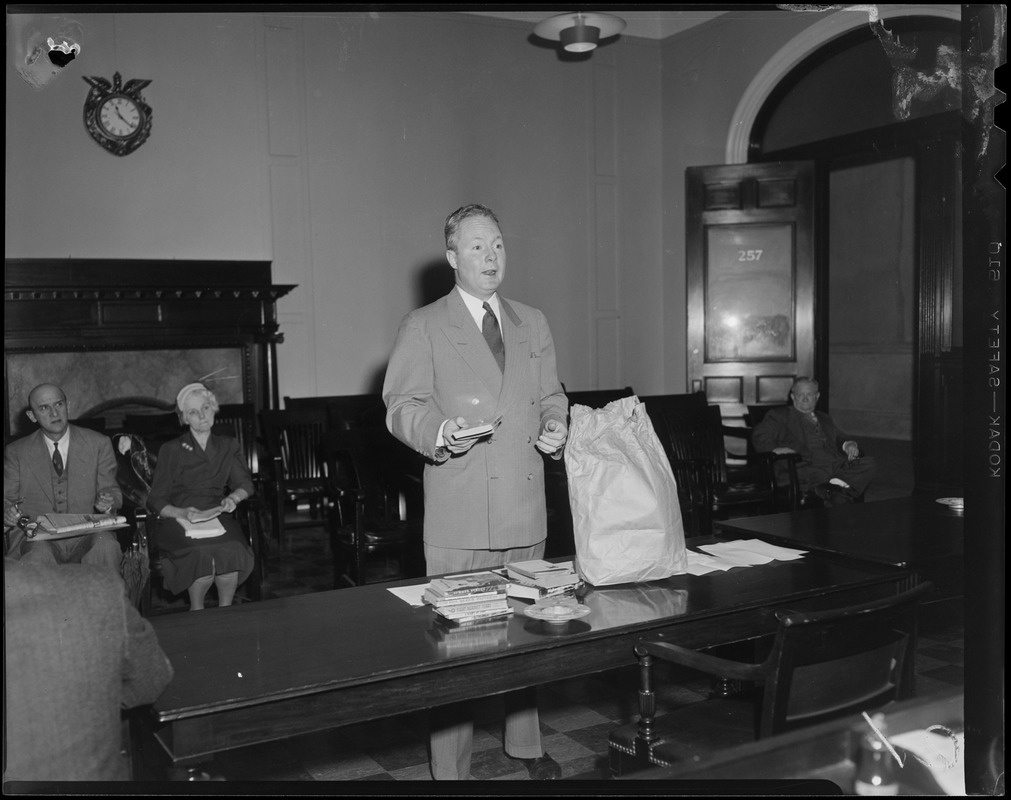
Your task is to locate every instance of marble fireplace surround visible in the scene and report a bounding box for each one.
[4,259,294,440]
[6,348,246,437]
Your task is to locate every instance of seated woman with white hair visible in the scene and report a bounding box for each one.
[147,382,255,610]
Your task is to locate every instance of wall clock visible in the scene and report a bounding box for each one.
[82,71,152,156]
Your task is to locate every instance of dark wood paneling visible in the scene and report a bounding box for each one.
[4,260,296,440]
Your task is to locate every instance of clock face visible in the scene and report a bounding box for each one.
[97,95,143,139]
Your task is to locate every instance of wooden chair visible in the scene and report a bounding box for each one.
[113,426,264,610]
[136,503,264,610]
[322,429,420,587]
[609,582,931,776]
[212,404,260,472]
[210,409,267,601]
[122,411,181,454]
[284,393,383,430]
[70,416,107,433]
[641,397,774,536]
[259,408,331,543]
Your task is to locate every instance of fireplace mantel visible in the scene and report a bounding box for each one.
[4,259,295,440]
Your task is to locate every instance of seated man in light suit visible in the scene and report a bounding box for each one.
[3,383,123,568]
[752,376,877,505]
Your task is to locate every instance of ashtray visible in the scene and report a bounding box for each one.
[522,601,591,625]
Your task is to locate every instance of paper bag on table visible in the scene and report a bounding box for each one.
[564,396,687,586]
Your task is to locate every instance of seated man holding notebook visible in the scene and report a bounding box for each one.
[3,383,123,569]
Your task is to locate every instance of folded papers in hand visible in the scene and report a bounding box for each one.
[189,506,224,523]
[177,517,226,538]
[453,423,495,440]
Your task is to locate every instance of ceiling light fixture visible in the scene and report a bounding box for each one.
[533,12,626,54]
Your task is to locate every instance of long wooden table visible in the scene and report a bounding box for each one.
[714,495,964,603]
[148,542,913,766]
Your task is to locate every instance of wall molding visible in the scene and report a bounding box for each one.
[724,5,962,164]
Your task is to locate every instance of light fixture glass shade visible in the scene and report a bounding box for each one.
[533,12,626,52]
[560,23,600,53]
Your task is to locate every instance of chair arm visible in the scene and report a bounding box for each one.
[635,638,768,683]
[124,506,149,552]
[758,450,803,507]
[721,425,751,442]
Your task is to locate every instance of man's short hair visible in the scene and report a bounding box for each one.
[444,204,501,251]
[791,377,819,393]
[28,383,66,407]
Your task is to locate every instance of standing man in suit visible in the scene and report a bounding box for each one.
[4,558,174,783]
[752,376,877,505]
[3,383,123,567]
[383,204,568,780]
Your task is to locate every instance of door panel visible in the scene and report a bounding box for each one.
[686,162,816,421]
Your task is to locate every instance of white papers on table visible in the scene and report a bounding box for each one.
[388,583,429,607]
[890,729,965,795]
[686,539,807,575]
[685,550,737,575]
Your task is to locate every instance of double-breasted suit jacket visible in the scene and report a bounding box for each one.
[383,288,567,551]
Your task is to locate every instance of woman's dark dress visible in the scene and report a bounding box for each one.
[147,431,255,595]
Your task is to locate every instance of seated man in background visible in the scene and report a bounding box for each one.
[752,377,877,505]
[3,383,123,567]
[3,558,174,783]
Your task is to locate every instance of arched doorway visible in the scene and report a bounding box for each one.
[746,14,963,493]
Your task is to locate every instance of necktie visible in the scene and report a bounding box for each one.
[52,442,64,476]
[482,302,505,372]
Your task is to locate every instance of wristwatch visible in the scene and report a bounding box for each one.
[434,446,449,460]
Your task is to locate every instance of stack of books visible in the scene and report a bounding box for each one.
[504,559,582,599]
[423,571,512,625]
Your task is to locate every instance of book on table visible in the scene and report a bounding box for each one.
[434,596,510,617]
[426,571,509,598]
[505,560,580,590]
[32,513,129,540]
[502,576,581,601]
[435,605,514,626]
[422,586,507,607]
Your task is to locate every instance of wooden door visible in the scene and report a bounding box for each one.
[686,161,816,421]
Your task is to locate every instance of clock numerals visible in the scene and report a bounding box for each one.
[100,97,142,138]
